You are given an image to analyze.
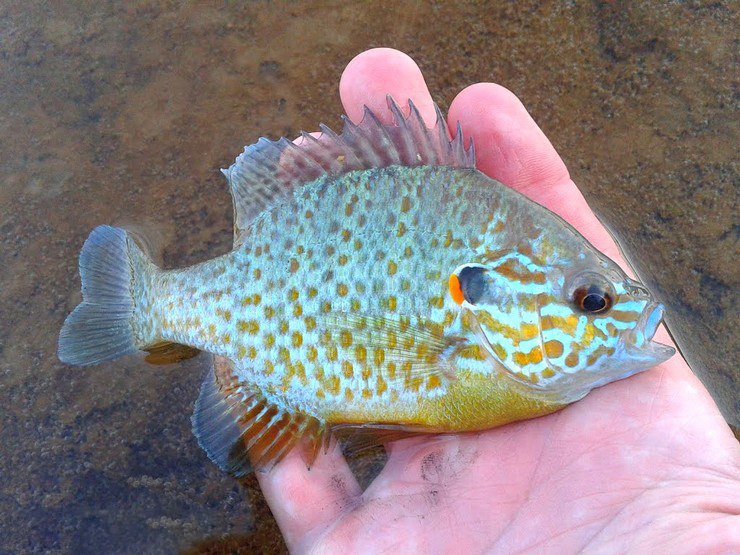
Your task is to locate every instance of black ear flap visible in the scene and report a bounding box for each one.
[457,265,488,305]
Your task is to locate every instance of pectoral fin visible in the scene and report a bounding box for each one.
[324,312,465,390]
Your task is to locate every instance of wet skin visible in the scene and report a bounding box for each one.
[230,48,740,553]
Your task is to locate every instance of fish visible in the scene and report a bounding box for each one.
[58,98,675,476]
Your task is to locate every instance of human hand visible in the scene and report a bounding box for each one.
[252,48,740,553]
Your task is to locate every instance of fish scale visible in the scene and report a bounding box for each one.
[59,98,674,476]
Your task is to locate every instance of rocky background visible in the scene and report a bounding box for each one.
[0,1,736,553]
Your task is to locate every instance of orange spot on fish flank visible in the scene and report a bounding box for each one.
[237,319,260,335]
[337,283,349,297]
[565,353,579,368]
[342,360,354,379]
[340,330,353,348]
[544,340,564,358]
[387,362,396,380]
[426,375,442,390]
[520,323,538,340]
[513,351,528,366]
[374,347,385,366]
[407,376,423,392]
[345,388,354,402]
[444,230,453,248]
[327,375,340,395]
[428,295,444,310]
[295,361,307,386]
[401,196,411,213]
[528,347,542,365]
[376,375,388,396]
[361,388,372,400]
[493,343,508,361]
[355,345,367,364]
[289,259,299,273]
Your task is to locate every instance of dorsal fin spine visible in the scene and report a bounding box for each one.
[223,96,475,243]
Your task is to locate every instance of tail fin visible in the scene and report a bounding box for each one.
[59,225,144,366]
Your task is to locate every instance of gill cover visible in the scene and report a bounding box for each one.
[449,263,674,403]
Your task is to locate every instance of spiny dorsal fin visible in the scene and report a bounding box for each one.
[221,97,475,245]
[192,356,328,476]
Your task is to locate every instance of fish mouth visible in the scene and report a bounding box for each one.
[626,302,675,364]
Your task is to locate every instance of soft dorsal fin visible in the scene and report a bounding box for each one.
[192,356,329,476]
[221,97,475,245]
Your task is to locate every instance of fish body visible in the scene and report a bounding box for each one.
[59,100,674,475]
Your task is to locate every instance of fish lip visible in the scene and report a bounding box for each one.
[626,302,675,363]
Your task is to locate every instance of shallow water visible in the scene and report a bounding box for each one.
[0,2,736,553]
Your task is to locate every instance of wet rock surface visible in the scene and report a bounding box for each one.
[0,2,736,553]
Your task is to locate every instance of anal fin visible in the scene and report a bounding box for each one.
[143,341,200,365]
[192,355,328,476]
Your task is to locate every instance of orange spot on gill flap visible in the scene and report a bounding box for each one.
[449,273,464,305]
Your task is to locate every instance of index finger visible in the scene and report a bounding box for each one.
[448,84,623,262]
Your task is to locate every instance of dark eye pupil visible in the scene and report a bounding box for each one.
[582,293,606,312]
[573,285,612,313]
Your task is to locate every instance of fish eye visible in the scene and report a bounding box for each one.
[573,285,613,314]
[456,265,488,305]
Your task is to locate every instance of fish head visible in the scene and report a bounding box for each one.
[449,259,675,403]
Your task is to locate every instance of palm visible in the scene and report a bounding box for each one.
[253,49,740,553]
